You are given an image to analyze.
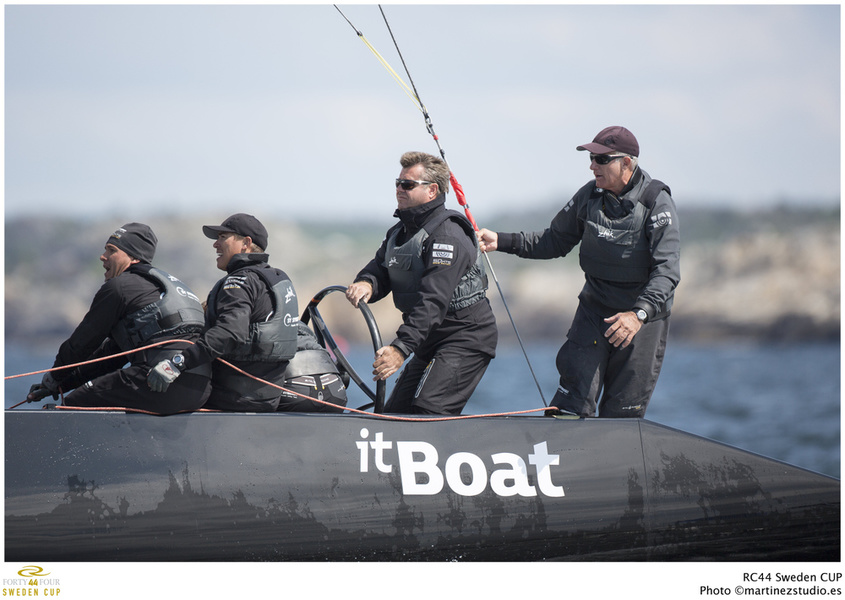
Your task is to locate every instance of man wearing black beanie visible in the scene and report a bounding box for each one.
[26,223,212,414]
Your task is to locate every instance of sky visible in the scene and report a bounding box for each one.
[4,3,841,224]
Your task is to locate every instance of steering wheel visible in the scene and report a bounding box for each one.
[300,285,386,413]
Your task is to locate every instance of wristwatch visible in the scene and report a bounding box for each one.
[171,354,186,371]
[635,309,648,323]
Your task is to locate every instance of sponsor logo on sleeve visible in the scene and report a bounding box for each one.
[431,243,454,266]
[222,275,247,291]
[650,211,672,229]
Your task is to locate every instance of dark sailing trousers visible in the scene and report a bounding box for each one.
[384,345,492,415]
[63,365,211,415]
[550,303,670,418]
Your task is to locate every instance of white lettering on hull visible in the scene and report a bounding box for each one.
[357,428,565,498]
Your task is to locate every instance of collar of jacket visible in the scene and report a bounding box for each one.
[126,263,152,276]
[618,166,643,198]
[601,166,643,215]
[393,194,447,232]
[226,252,269,273]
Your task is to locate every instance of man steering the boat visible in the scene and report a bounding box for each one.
[147,213,302,412]
[26,223,212,414]
[477,126,680,418]
[346,151,497,415]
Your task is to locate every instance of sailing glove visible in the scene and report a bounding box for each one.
[26,371,60,402]
[147,356,184,393]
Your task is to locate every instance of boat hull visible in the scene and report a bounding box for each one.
[5,410,839,561]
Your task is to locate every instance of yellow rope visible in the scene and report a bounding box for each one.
[358,34,424,113]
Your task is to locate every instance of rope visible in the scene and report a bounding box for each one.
[5,340,555,420]
[47,404,555,421]
[3,338,195,380]
[334,5,423,112]
[5,339,346,413]
[335,4,548,406]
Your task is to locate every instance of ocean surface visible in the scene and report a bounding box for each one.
[4,340,840,478]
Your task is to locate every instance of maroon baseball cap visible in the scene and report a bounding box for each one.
[576,126,639,157]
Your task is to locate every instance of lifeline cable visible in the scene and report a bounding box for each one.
[335,4,547,406]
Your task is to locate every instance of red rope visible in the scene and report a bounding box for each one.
[450,172,478,231]
[6,340,553,420]
[4,339,197,380]
[48,403,554,421]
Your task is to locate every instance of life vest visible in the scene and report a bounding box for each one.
[206,264,299,363]
[579,179,670,283]
[110,265,205,352]
[383,209,488,314]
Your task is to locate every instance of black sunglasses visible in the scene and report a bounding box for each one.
[590,153,627,165]
[395,178,434,191]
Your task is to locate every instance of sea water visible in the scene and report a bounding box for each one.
[4,340,840,478]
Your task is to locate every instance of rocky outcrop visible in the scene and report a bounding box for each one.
[4,210,840,347]
[671,226,840,341]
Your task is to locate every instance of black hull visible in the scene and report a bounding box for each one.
[5,410,839,561]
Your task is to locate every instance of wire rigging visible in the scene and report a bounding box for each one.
[334,4,547,406]
[334,5,423,112]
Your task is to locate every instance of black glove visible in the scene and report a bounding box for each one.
[27,371,60,403]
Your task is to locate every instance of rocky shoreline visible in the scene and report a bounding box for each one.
[4,209,840,347]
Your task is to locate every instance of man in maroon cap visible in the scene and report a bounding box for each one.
[477,126,680,418]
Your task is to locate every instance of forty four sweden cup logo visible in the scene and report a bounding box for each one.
[3,566,61,597]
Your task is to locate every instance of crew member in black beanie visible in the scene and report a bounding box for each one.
[26,222,212,414]
[105,222,158,264]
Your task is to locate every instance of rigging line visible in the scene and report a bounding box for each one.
[6,339,346,412]
[47,404,555,420]
[333,5,423,112]
[376,4,548,406]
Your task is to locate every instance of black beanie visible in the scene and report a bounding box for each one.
[106,223,157,264]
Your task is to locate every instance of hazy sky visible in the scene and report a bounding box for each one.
[5,3,840,223]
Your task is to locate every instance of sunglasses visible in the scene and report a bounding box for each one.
[396,179,434,191]
[590,153,627,165]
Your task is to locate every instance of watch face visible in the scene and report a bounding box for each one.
[637,310,647,321]
[172,355,184,366]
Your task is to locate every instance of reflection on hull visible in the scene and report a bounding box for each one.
[5,410,839,561]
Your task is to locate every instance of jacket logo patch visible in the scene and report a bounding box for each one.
[388,257,399,267]
[432,258,452,266]
[597,227,616,241]
[433,243,454,251]
[432,250,453,259]
[650,212,672,229]
[222,275,246,291]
